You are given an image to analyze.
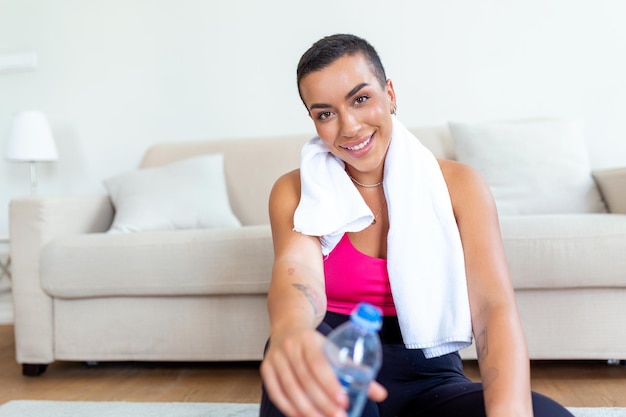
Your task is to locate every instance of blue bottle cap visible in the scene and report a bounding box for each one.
[351,302,382,331]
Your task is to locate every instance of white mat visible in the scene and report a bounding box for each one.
[0,401,624,417]
[0,401,259,417]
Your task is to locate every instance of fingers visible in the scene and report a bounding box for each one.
[261,358,301,417]
[299,336,349,413]
[261,331,349,417]
[368,381,388,403]
[277,335,333,417]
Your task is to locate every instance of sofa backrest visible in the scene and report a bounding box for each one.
[410,125,456,161]
[140,126,454,226]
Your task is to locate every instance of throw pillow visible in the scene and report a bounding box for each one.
[448,119,606,215]
[104,154,241,233]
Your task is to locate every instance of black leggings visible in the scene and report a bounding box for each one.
[260,312,573,417]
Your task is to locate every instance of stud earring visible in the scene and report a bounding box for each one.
[391,103,397,115]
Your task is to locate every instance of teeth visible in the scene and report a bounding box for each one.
[346,136,371,151]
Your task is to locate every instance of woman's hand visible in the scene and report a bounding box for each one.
[260,327,387,417]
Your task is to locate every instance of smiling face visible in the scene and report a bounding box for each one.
[298,53,397,183]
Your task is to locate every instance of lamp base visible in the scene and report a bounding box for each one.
[29,161,38,195]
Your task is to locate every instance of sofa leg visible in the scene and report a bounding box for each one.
[22,363,48,377]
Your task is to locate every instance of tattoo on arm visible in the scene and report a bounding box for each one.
[292,283,323,318]
[476,328,500,391]
[476,328,488,362]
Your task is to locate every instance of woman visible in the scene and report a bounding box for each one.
[260,34,572,417]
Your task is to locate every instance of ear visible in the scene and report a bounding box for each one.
[386,79,397,113]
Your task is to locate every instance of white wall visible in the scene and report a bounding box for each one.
[1,0,625,236]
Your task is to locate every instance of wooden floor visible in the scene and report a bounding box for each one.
[1,324,625,407]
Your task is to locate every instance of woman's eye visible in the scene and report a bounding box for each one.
[317,111,332,120]
[355,95,369,105]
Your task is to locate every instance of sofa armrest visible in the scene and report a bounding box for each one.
[593,167,626,214]
[9,195,114,364]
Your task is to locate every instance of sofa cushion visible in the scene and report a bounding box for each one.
[449,119,607,215]
[500,214,626,289]
[104,154,241,233]
[140,135,310,226]
[39,225,273,298]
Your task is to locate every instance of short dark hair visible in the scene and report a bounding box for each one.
[296,34,387,103]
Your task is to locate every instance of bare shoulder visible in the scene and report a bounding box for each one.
[270,169,301,207]
[437,159,495,217]
[269,168,322,263]
[273,168,300,189]
[269,168,302,239]
[438,159,484,188]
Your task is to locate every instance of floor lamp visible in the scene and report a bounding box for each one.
[5,110,58,195]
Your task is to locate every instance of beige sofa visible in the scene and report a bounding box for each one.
[9,126,626,376]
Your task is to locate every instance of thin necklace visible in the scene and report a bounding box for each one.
[372,200,387,225]
[347,173,384,188]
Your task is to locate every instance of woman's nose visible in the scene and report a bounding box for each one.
[339,111,361,138]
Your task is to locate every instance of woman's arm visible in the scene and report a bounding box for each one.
[260,170,350,417]
[441,160,533,417]
[266,170,327,340]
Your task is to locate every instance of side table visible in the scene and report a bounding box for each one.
[0,236,13,326]
[0,236,10,281]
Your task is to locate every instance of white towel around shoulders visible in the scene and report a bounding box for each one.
[294,116,472,358]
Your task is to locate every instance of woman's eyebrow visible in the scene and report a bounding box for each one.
[308,82,370,111]
[345,83,369,99]
[309,102,331,110]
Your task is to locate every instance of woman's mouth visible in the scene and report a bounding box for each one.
[343,135,372,151]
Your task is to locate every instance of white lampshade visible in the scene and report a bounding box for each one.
[6,110,58,161]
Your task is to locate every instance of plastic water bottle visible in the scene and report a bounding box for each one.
[323,302,383,417]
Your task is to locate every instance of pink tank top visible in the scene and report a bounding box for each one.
[324,233,397,316]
